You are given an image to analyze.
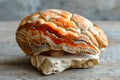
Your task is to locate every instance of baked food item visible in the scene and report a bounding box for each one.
[16,9,108,75]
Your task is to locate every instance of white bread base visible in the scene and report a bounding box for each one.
[30,54,99,75]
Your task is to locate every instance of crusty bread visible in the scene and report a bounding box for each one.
[16,9,108,75]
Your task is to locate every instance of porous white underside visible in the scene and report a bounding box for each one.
[31,53,99,75]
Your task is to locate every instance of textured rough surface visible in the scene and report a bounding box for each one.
[16,9,108,75]
[15,9,108,74]
[31,54,99,75]
[16,9,108,56]
[0,0,120,20]
[0,21,120,79]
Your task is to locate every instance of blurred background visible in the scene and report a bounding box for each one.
[0,0,120,21]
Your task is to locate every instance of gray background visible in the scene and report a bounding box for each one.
[0,0,120,21]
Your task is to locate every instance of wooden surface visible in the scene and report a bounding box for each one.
[0,21,120,80]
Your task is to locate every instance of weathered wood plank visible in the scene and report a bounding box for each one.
[0,21,120,80]
[0,62,120,80]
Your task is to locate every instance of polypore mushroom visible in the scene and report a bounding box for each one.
[16,9,108,75]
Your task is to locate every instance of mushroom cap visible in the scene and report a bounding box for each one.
[16,9,108,56]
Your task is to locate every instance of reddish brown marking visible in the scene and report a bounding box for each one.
[51,18,78,29]
[37,22,79,40]
[17,23,34,31]
[60,10,72,18]
[17,21,99,53]
[35,23,98,52]
[40,27,97,51]
[17,20,43,31]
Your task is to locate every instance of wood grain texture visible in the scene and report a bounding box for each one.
[0,21,120,80]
